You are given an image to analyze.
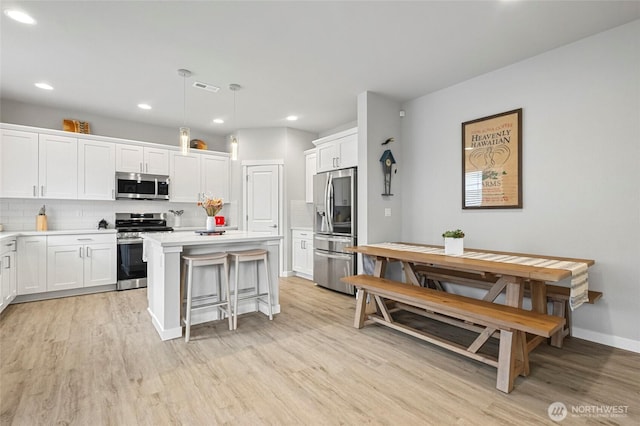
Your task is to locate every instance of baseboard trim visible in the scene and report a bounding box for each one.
[573,327,640,353]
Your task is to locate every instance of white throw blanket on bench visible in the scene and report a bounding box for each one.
[368,243,589,310]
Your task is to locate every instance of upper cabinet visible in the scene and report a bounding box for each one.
[170,151,230,203]
[78,139,115,200]
[201,154,230,202]
[0,130,78,199]
[313,127,357,173]
[38,134,78,199]
[0,129,39,198]
[115,144,169,175]
[170,152,201,202]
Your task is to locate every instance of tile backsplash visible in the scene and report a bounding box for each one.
[290,199,313,229]
[0,198,237,231]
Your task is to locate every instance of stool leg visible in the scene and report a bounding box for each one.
[254,261,260,312]
[185,261,193,342]
[224,258,233,331]
[180,259,186,326]
[233,256,240,330]
[263,254,273,321]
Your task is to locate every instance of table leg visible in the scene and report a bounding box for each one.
[402,261,421,286]
[504,276,524,308]
[367,257,387,314]
[529,280,548,314]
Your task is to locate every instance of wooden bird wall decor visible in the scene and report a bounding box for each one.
[380,149,396,196]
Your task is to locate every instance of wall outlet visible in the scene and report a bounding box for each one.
[385,208,391,217]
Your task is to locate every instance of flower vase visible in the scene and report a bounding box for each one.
[206,216,216,232]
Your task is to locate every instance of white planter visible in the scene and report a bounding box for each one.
[205,216,216,231]
[444,237,464,255]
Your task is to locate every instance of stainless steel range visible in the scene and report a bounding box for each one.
[116,213,173,290]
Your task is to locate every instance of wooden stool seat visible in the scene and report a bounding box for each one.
[228,249,273,330]
[181,251,232,342]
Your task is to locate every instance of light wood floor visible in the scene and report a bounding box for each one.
[1,276,638,425]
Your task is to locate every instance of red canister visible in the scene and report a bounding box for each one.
[214,216,225,226]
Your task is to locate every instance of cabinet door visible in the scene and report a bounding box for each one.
[17,236,47,295]
[170,152,201,202]
[304,237,314,276]
[6,251,17,303]
[144,148,169,175]
[39,134,78,199]
[316,142,337,173]
[201,154,229,201]
[0,247,17,311]
[84,243,116,287]
[305,152,316,203]
[47,245,84,291]
[292,236,305,273]
[0,129,39,198]
[78,139,115,200]
[336,133,357,169]
[115,144,144,173]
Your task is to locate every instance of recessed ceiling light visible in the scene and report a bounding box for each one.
[213,118,224,124]
[286,115,298,121]
[34,82,53,90]
[4,9,36,24]
[137,103,152,110]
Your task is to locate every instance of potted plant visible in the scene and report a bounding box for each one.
[442,229,464,255]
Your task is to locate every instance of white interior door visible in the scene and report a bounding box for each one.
[246,164,279,234]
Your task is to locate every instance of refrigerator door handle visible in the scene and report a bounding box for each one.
[314,250,353,261]
[327,174,334,233]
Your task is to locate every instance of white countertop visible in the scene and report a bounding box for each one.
[291,227,313,231]
[0,229,117,240]
[142,230,282,247]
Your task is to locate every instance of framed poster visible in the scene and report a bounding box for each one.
[462,108,522,209]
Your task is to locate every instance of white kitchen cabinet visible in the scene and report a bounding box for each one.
[39,134,78,199]
[201,154,230,201]
[170,151,201,202]
[17,236,47,295]
[314,127,357,172]
[47,234,116,291]
[115,144,169,175]
[304,149,316,203]
[0,129,39,198]
[0,238,17,314]
[292,229,313,278]
[171,151,230,203]
[78,139,115,200]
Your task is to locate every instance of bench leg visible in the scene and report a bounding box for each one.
[550,300,566,348]
[354,288,368,329]
[496,330,518,393]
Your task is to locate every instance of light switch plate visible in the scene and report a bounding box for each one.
[385,208,391,217]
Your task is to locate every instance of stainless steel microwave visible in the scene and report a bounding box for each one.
[115,172,170,200]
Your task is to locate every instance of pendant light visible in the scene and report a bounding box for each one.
[178,69,192,155]
[229,83,241,161]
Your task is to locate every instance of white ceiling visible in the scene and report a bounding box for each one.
[1,1,638,137]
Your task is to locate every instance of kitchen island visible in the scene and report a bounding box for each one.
[143,230,282,340]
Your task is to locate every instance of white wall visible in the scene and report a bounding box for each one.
[0,98,226,150]
[400,21,640,351]
[357,92,402,246]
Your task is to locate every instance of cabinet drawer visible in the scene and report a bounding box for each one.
[292,230,312,239]
[47,233,115,246]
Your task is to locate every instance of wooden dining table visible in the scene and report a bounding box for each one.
[345,242,595,352]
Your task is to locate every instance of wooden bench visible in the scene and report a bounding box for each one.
[412,264,603,347]
[546,285,603,346]
[341,274,565,393]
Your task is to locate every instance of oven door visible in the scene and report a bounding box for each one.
[117,238,147,290]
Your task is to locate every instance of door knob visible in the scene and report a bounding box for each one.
[269,224,277,228]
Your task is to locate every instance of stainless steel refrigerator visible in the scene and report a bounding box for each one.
[313,167,357,295]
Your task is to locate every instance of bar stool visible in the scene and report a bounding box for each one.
[181,252,232,342]
[228,249,273,330]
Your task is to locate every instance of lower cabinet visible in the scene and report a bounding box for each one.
[17,236,47,295]
[0,238,17,314]
[46,234,116,291]
[292,230,313,278]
